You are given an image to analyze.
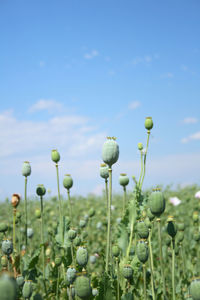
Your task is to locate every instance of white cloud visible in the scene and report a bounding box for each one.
[161,72,174,78]
[29,99,62,113]
[182,117,198,124]
[181,64,188,71]
[91,184,105,196]
[84,50,99,60]
[39,61,45,67]
[181,131,200,143]
[131,54,158,66]
[128,101,141,110]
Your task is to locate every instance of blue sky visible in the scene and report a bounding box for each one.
[0,0,200,199]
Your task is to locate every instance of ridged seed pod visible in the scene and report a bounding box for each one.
[119,174,129,187]
[55,256,62,267]
[63,174,73,190]
[76,247,88,267]
[138,143,143,151]
[122,265,133,279]
[0,223,8,233]
[89,255,96,264]
[16,275,24,287]
[88,208,95,218]
[1,255,8,267]
[145,117,153,131]
[167,216,177,238]
[74,276,92,299]
[27,228,34,238]
[136,240,149,264]
[2,240,13,256]
[79,220,87,228]
[0,274,17,300]
[36,184,46,196]
[51,149,60,163]
[16,211,21,219]
[68,229,77,241]
[102,137,119,167]
[92,288,99,296]
[137,221,149,239]
[22,161,31,177]
[66,267,76,284]
[22,281,33,299]
[149,188,165,217]
[35,209,41,218]
[112,245,120,257]
[74,236,81,247]
[11,194,20,208]
[100,163,109,179]
[190,278,200,300]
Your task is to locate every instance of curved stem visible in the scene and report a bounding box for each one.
[149,227,156,300]
[24,176,28,248]
[13,208,16,251]
[105,168,112,273]
[172,238,175,300]
[140,131,150,189]
[55,164,63,242]
[157,219,166,299]
[143,264,147,300]
[67,190,73,226]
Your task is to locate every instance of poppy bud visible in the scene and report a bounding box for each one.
[145,117,153,131]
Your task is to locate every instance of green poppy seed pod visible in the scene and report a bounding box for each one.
[74,276,92,299]
[36,184,46,196]
[22,161,31,177]
[63,174,73,190]
[193,211,199,223]
[122,265,133,279]
[0,274,17,300]
[1,255,8,267]
[76,247,88,267]
[92,288,99,296]
[149,188,165,217]
[119,174,129,187]
[51,149,60,163]
[147,208,155,221]
[88,208,95,218]
[137,221,149,239]
[102,137,119,167]
[16,275,24,287]
[11,194,20,208]
[89,255,96,264]
[167,216,177,238]
[145,117,153,131]
[177,223,185,231]
[74,236,81,247]
[194,232,200,242]
[100,163,109,179]
[22,281,33,298]
[190,278,200,300]
[35,209,41,219]
[138,142,143,151]
[79,220,87,229]
[16,211,21,219]
[27,228,34,238]
[68,229,77,241]
[2,240,13,256]
[112,245,120,257]
[136,240,149,264]
[66,267,76,284]
[0,223,8,233]
[55,256,62,266]
[177,231,184,243]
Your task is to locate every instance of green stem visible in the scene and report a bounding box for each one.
[138,151,144,187]
[123,186,127,216]
[140,131,150,189]
[24,176,28,248]
[105,168,112,273]
[180,243,185,275]
[67,190,73,226]
[172,238,175,300]
[157,219,166,299]
[55,164,63,242]
[13,208,16,252]
[69,284,73,300]
[126,195,136,259]
[105,178,108,210]
[116,258,120,300]
[40,196,45,281]
[143,264,147,300]
[149,228,156,300]
[71,242,74,265]
[56,267,60,300]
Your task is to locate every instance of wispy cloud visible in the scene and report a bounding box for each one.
[39,61,45,67]
[131,54,159,66]
[128,101,141,110]
[29,99,63,113]
[182,117,198,124]
[161,72,174,79]
[181,131,200,143]
[84,50,99,60]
